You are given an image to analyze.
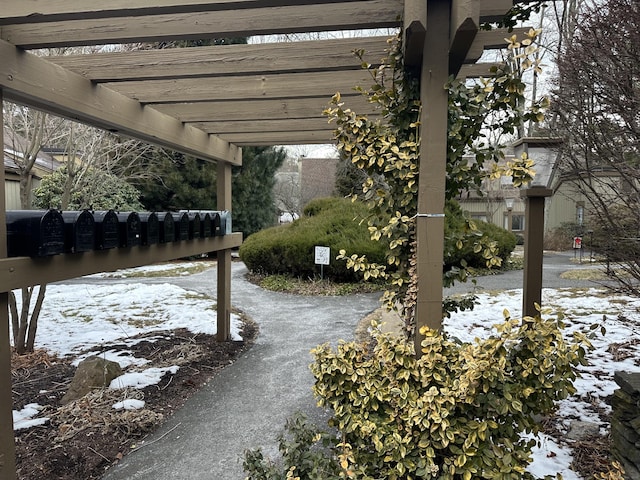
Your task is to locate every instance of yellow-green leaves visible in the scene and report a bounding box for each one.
[311,313,591,480]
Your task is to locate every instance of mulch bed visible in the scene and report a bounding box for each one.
[12,320,257,480]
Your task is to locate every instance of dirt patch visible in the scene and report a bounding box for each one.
[12,320,257,480]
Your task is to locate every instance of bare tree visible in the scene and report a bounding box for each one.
[3,103,67,353]
[551,0,640,293]
[46,122,161,210]
[273,168,302,221]
[4,108,159,353]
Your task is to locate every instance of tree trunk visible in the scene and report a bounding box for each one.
[9,291,19,349]
[25,285,46,353]
[14,287,32,355]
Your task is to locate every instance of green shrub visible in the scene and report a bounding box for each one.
[239,197,387,282]
[544,223,583,251]
[308,313,593,480]
[302,197,347,217]
[243,414,342,480]
[444,200,517,270]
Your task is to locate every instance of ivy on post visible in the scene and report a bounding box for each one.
[326,6,547,353]
[414,0,451,352]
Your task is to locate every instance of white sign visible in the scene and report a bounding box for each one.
[314,246,330,265]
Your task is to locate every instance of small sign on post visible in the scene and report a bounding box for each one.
[573,236,583,262]
[314,245,330,279]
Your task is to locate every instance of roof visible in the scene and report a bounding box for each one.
[0,1,519,165]
[3,127,61,176]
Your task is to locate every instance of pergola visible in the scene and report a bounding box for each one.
[0,1,523,477]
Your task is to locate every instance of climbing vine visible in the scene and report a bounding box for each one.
[325,27,547,327]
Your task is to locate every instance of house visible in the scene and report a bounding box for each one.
[459,138,567,238]
[457,154,526,237]
[3,128,61,209]
[274,156,338,221]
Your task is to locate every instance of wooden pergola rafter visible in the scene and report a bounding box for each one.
[0,1,524,478]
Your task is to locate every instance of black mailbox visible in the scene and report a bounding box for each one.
[93,210,120,250]
[61,210,95,253]
[158,212,175,243]
[188,212,202,238]
[199,212,213,237]
[210,211,222,236]
[138,212,159,246]
[6,209,65,257]
[116,212,141,247]
[172,212,189,241]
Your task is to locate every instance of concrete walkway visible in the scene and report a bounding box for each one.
[101,262,380,480]
[99,251,597,480]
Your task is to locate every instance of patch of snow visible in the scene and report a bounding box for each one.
[527,433,581,480]
[110,366,180,390]
[112,399,146,411]
[13,404,49,431]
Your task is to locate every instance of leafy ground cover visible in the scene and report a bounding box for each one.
[245,272,383,296]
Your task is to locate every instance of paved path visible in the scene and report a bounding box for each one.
[101,262,380,480]
[445,250,598,296]
[97,251,596,479]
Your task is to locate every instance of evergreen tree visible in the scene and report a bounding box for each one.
[136,151,217,211]
[232,146,286,237]
[135,146,286,237]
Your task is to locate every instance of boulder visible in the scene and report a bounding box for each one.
[61,356,122,404]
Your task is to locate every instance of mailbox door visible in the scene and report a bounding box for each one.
[94,210,120,250]
[139,212,159,245]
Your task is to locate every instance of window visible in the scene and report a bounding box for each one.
[511,215,525,231]
[504,214,525,231]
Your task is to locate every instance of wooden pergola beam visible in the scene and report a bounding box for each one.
[0,235,242,292]
[0,0,371,24]
[219,130,339,145]
[403,0,427,68]
[1,0,403,48]
[0,38,241,165]
[457,62,502,78]
[193,117,336,135]
[479,0,516,22]
[449,0,480,75]
[154,96,379,122]
[104,70,381,104]
[47,37,390,82]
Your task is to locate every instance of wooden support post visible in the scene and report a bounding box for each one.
[522,186,552,318]
[216,160,234,342]
[0,89,17,480]
[414,0,450,354]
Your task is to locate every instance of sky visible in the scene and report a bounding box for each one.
[11,262,639,479]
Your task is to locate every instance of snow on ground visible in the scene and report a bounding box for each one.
[13,281,244,358]
[446,287,640,478]
[12,260,640,478]
[12,262,244,428]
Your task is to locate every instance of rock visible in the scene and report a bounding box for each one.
[565,419,601,441]
[615,371,640,396]
[61,356,122,404]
